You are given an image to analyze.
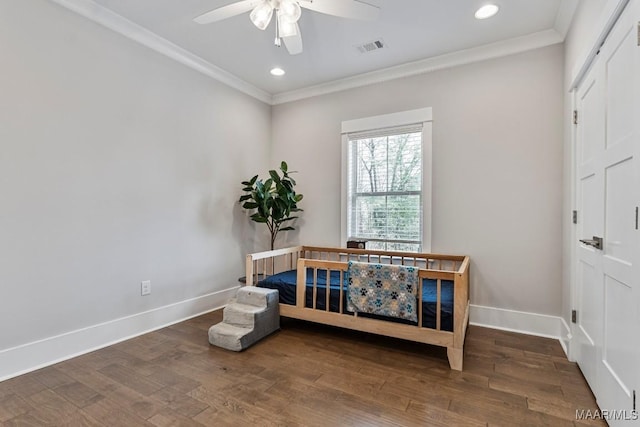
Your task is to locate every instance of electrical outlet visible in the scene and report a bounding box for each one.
[141,280,151,296]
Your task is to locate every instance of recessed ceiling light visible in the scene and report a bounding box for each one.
[475,4,499,19]
[270,67,285,76]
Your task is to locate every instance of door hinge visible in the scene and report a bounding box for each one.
[637,21,639,46]
[573,210,578,224]
[635,207,638,230]
[571,310,577,324]
[573,110,578,125]
[633,390,636,411]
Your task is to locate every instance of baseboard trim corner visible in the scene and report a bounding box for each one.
[0,286,239,382]
[469,304,568,344]
[559,317,572,358]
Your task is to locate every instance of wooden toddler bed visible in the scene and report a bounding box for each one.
[244,246,470,370]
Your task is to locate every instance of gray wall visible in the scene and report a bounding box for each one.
[272,45,565,316]
[0,0,271,350]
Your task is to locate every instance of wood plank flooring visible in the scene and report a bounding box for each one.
[0,311,603,426]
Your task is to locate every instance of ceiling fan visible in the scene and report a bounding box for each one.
[193,0,380,55]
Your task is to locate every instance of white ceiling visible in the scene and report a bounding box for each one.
[79,0,574,99]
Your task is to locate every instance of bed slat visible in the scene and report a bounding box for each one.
[312,268,318,309]
[296,262,305,308]
[436,278,442,331]
[325,269,330,312]
[339,270,344,314]
[418,274,423,328]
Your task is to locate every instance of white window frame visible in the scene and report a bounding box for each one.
[341,107,433,252]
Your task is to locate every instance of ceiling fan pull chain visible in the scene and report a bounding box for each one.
[274,9,282,47]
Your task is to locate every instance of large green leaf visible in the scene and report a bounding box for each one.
[250,213,268,223]
[272,204,284,219]
[281,180,293,191]
[269,170,281,183]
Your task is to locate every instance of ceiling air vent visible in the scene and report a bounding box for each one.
[356,39,386,54]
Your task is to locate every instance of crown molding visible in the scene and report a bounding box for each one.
[554,0,579,39]
[272,29,564,105]
[49,0,569,107]
[48,0,273,104]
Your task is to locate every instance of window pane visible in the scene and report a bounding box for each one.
[366,241,386,251]
[355,138,388,193]
[354,132,421,194]
[387,133,422,192]
[386,242,421,252]
[354,196,387,239]
[353,195,420,243]
[386,195,421,241]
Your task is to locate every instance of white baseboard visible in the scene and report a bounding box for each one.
[559,317,572,358]
[0,286,239,382]
[1,296,572,382]
[470,304,572,356]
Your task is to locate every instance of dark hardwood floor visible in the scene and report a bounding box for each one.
[0,311,603,426]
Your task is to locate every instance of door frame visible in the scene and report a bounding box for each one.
[568,0,631,362]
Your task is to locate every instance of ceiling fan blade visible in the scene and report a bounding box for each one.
[283,26,303,55]
[194,0,260,24]
[299,0,380,21]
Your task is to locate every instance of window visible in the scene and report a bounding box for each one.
[341,108,432,252]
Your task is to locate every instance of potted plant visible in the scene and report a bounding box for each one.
[239,161,303,250]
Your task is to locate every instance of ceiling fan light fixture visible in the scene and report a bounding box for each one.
[250,1,274,30]
[475,4,499,19]
[277,12,299,37]
[279,0,302,23]
[193,0,381,55]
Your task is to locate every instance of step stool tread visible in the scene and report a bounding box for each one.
[224,303,266,314]
[209,322,252,336]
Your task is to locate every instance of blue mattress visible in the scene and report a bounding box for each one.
[258,268,454,332]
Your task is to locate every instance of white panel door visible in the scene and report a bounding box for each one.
[574,1,640,423]
[575,56,605,397]
[597,1,640,419]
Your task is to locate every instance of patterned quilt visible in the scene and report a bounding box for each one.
[346,261,419,322]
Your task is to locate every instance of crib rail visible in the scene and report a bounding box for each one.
[245,245,467,281]
[300,246,465,272]
[245,246,470,369]
[245,246,304,286]
[297,258,456,332]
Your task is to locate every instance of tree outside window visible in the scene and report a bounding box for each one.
[347,128,423,252]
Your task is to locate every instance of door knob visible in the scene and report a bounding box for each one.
[579,236,603,250]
